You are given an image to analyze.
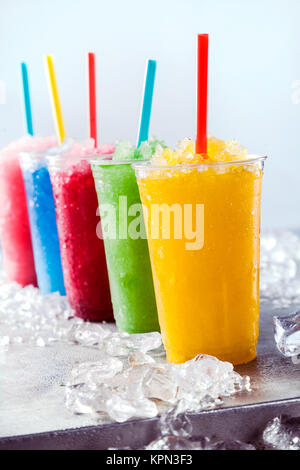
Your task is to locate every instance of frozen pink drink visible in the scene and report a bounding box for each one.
[0,136,56,286]
[48,140,114,322]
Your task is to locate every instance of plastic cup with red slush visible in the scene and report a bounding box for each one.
[47,140,114,322]
[0,136,57,286]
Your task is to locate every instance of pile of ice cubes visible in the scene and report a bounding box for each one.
[144,414,300,450]
[64,348,250,423]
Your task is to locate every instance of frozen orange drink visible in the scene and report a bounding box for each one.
[134,137,266,365]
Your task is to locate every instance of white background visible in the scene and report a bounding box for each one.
[0,0,299,230]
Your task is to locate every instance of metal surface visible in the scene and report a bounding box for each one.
[0,302,299,449]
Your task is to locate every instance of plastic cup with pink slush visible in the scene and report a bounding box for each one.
[47,140,113,322]
[0,136,58,287]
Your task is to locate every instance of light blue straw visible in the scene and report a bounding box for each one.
[21,62,34,136]
[137,59,157,147]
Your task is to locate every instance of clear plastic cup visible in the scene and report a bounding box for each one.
[91,158,159,333]
[0,136,57,286]
[20,150,65,295]
[47,153,113,322]
[134,156,266,365]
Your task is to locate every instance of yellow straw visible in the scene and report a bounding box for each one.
[44,55,66,144]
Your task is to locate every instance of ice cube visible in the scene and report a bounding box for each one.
[106,395,158,423]
[148,343,166,358]
[143,365,177,402]
[160,403,193,437]
[263,416,300,450]
[274,311,300,357]
[104,332,162,356]
[68,358,123,387]
[128,351,155,366]
[172,354,234,398]
[69,322,110,348]
[113,365,151,400]
[65,383,109,415]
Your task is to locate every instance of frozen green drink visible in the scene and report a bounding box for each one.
[91,140,163,333]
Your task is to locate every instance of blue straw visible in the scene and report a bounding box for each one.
[21,62,34,136]
[137,59,157,147]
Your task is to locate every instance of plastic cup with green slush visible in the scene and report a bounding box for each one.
[91,139,164,333]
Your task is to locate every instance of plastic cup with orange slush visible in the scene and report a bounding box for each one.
[133,137,266,365]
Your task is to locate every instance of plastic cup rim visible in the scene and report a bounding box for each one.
[90,156,150,166]
[132,154,267,171]
[19,149,52,160]
[45,151,115,166]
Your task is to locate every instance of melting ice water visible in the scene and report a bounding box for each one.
[65,352,250,423]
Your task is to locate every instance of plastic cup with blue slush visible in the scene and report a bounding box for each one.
[20,140,65,295]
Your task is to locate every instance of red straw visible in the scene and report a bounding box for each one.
[88,52,98,147]
[196,34,208,154]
